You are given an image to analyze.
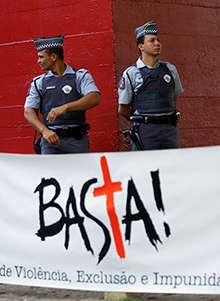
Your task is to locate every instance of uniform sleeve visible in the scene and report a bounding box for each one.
[118,66,143,105]
[166,63,184,96]
[24,77,43,109]
[76,69,100,96]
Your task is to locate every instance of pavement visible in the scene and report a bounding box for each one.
[1,284,220,300]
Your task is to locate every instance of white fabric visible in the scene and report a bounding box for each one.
[0,146,220,294]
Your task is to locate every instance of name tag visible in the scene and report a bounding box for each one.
[46,86,56,90]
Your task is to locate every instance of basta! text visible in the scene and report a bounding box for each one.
[34,156,171,264]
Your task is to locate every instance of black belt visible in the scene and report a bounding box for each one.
[130,111,180,125]
[54,124,90,139]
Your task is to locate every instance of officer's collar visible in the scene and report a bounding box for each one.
[137,57,162,69]
[45,63,75,77]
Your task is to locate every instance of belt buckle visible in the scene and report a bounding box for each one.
[59,129,66,137]
[144,116,148,123]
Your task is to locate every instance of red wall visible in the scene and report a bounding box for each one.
[1,0,220,154]
[0,0,118,154]
[112,0,220,150]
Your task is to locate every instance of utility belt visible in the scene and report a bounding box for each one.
[130,110,180,126]
[54,123,91,139]
[123,110,180,150]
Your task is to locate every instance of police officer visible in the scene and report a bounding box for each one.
[118,21,184,150]
[24,35,100,154]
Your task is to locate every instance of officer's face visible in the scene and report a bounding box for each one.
[138,35,162,57]
[37,50,54,71]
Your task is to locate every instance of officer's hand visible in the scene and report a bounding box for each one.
[47,105,67,123]
[42,128,60,146]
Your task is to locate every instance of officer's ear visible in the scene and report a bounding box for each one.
[138,43,144,53]
[51,53,58,62]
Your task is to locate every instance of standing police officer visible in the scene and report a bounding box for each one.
[24,35,100,154]
[118,21,184,150]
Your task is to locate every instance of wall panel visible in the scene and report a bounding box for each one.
[112,0,220,150]
[0,0,117,154]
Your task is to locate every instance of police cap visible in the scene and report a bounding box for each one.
[135,21,158,39]
[33,35,65,52]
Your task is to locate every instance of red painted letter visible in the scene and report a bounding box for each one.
[93,156,125,259]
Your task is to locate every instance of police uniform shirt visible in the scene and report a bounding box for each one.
[118,58,183,105]
[25,64,100,112]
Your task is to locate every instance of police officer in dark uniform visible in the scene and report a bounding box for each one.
[24,35,100,154]
[118,21,184,150]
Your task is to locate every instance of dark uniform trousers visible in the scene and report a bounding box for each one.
[40,134,90,154]
[132,122,180,151]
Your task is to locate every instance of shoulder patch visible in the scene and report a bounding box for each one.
[118,76,125,89]
[84,72,93,79]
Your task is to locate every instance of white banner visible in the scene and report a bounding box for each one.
[0,146,220,294]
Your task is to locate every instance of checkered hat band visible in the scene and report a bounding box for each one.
[145,29,157,34]
[36,42,63,51]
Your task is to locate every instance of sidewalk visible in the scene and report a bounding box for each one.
[0,284,220,300]
[0,284,103,301]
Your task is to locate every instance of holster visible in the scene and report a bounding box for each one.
[34,135,42,154]
[123,123,144,150]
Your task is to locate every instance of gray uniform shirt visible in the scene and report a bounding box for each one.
[118,58,183,105]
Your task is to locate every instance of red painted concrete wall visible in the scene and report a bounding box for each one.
[0,0,117,154]
[1,0,220,154]
[112,0,220,150]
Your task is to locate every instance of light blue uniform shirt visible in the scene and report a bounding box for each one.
[25,64,100,110]
[24,64,99,129]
